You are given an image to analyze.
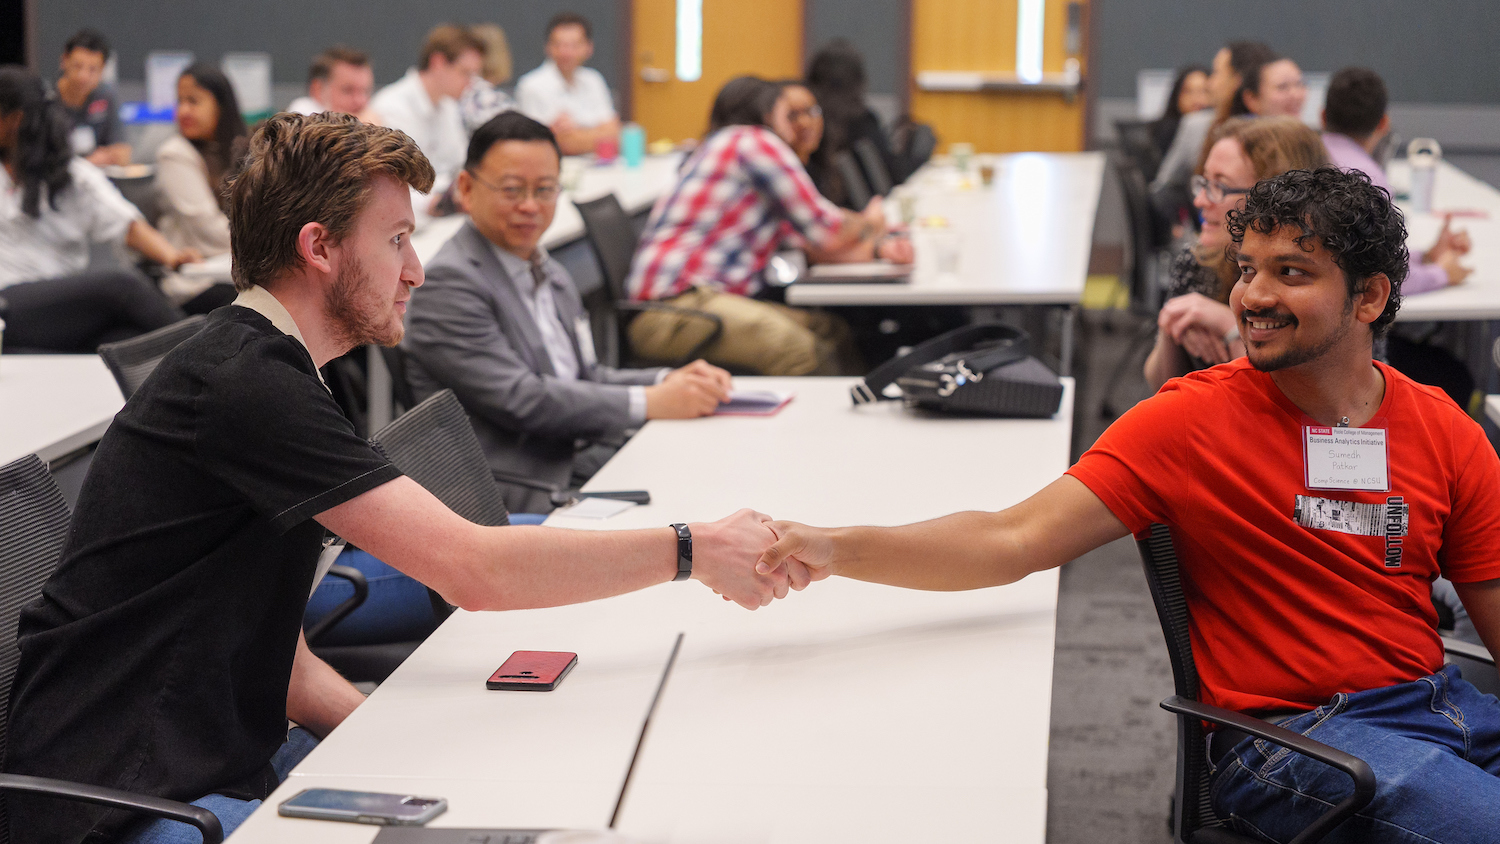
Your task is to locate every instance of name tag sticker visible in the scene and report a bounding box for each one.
[1304,426,1389,491]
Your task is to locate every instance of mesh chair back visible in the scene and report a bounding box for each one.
[1137,523,1222,842]
[1113,153,1167,314]
[833,150,872,210]
[576,194,640,303]
[97,315,209,399]
[1114,118,1164,183]
[368,390,510,527]
[0,456,72,769]
[852,138,894,196]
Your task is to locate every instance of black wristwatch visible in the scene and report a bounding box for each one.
[670,523,693,581]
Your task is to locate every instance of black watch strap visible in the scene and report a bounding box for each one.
[670,523,692,582]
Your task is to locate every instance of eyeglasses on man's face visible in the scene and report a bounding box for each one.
[467,169,562,204]
[1191,175,1251,204]
[787,104,822,122]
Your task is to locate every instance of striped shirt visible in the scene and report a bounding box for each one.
[627,125,844,301]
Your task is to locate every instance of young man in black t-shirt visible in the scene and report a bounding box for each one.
[55,28,130,167]
[5,112,803,844]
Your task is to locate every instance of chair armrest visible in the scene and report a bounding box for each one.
[0,773,224,843]
[491,469,564,494]
[306,563,369,644]
[1160,695,1375,844]
[614,300,724,364]
[1443,635,1495,666]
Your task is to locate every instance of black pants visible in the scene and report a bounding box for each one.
[1,269,186,353]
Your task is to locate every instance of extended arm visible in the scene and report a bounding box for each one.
[286,628,365,737]
[126,218,200,269]
[316,477,790,611]
[757,475,1130,590]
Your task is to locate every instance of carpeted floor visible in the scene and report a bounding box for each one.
[1044,306,1179,844]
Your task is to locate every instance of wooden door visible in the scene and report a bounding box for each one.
[631,0,804,145]
[910,0,1090,153]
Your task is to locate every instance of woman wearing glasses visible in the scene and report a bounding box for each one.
[1144,116,1327,388]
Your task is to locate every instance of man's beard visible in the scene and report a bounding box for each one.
[325,253,403,349]
[1242,303,1353,373]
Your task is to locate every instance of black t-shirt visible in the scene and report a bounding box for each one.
[5,306,401,843]
[59,83,124,154]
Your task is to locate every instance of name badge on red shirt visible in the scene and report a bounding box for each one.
[1303,426,1389,492]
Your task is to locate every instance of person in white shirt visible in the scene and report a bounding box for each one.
[287,46,377,123]
[0,67,191,352]
[370,25,483,215]
[515,13,621,156]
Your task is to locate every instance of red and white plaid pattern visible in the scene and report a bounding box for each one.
[627,125,844,301]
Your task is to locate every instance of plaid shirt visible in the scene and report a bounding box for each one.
[627,125,845,301]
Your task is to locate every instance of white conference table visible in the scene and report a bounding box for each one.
[229,376,1074,843]
[786,152,1106,376]
[0,354,124,467]
[1389,159,1500,322]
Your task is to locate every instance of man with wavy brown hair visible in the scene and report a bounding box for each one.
[5,112,791,844]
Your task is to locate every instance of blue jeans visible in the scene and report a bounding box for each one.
[1210,665,1500,843]
[303,549,442,645]
[120,727,319,843]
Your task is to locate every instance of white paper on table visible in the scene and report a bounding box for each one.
[555,497,638,519]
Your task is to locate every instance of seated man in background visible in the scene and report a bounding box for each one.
[761,167,1500,843]
[371,24,483,214]
[1322,66,1470,292]
[626,77,912,376]
[515,13,620,156]
[288,45,377,122]
[4,112,790,844]
[54,28,131,167]
[404,112,731,513]
[778,81,824,166]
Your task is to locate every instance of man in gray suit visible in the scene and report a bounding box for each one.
[405,112,732,512]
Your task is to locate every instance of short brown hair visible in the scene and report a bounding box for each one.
[419,24,484,70]
[227,112,435,291]
[308,45,370,85]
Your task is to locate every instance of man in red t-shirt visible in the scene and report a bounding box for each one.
[759,167,1500,842]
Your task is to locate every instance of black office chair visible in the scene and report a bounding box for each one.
[887,116,936,183]
[0,455,223,843]
[1137,523,1375,844]
[1115,117,1165,183]
[833,150,873,210]
[308,389,512,682]
[96,315,209,399]
[1100,152,1171,418]
[575,193,722,367]
[852,137,894,197]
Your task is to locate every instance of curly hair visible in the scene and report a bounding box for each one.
[1226,166,1408,333]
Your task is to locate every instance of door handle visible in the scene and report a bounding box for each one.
[640,67,671,83]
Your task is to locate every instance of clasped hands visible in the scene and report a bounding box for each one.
[686,510,834,609]
[1158,291,1242,365]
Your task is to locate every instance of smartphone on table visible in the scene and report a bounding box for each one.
[278,788,448,826]
[486,650,578,691]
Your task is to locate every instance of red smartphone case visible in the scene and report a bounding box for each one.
[486,650,578,691]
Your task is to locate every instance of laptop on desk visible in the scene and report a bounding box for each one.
[372,634,685,844]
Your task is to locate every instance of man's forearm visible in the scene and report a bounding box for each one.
[815,511,1050,591]
[287,630,365,738]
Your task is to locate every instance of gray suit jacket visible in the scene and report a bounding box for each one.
[404,222,662,512]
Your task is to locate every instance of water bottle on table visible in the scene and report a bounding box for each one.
[1407,138,1442,214]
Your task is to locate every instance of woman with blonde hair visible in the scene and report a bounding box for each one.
[1144,115,1328,388]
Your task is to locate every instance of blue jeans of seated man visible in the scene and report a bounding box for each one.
[119,727,319,843]
[304,549,443,645]
[1210,665,1500,843]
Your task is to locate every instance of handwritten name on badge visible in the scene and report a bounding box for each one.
[1304,426,1389,492]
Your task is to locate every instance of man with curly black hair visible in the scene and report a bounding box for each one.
[757,166,1500,841]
